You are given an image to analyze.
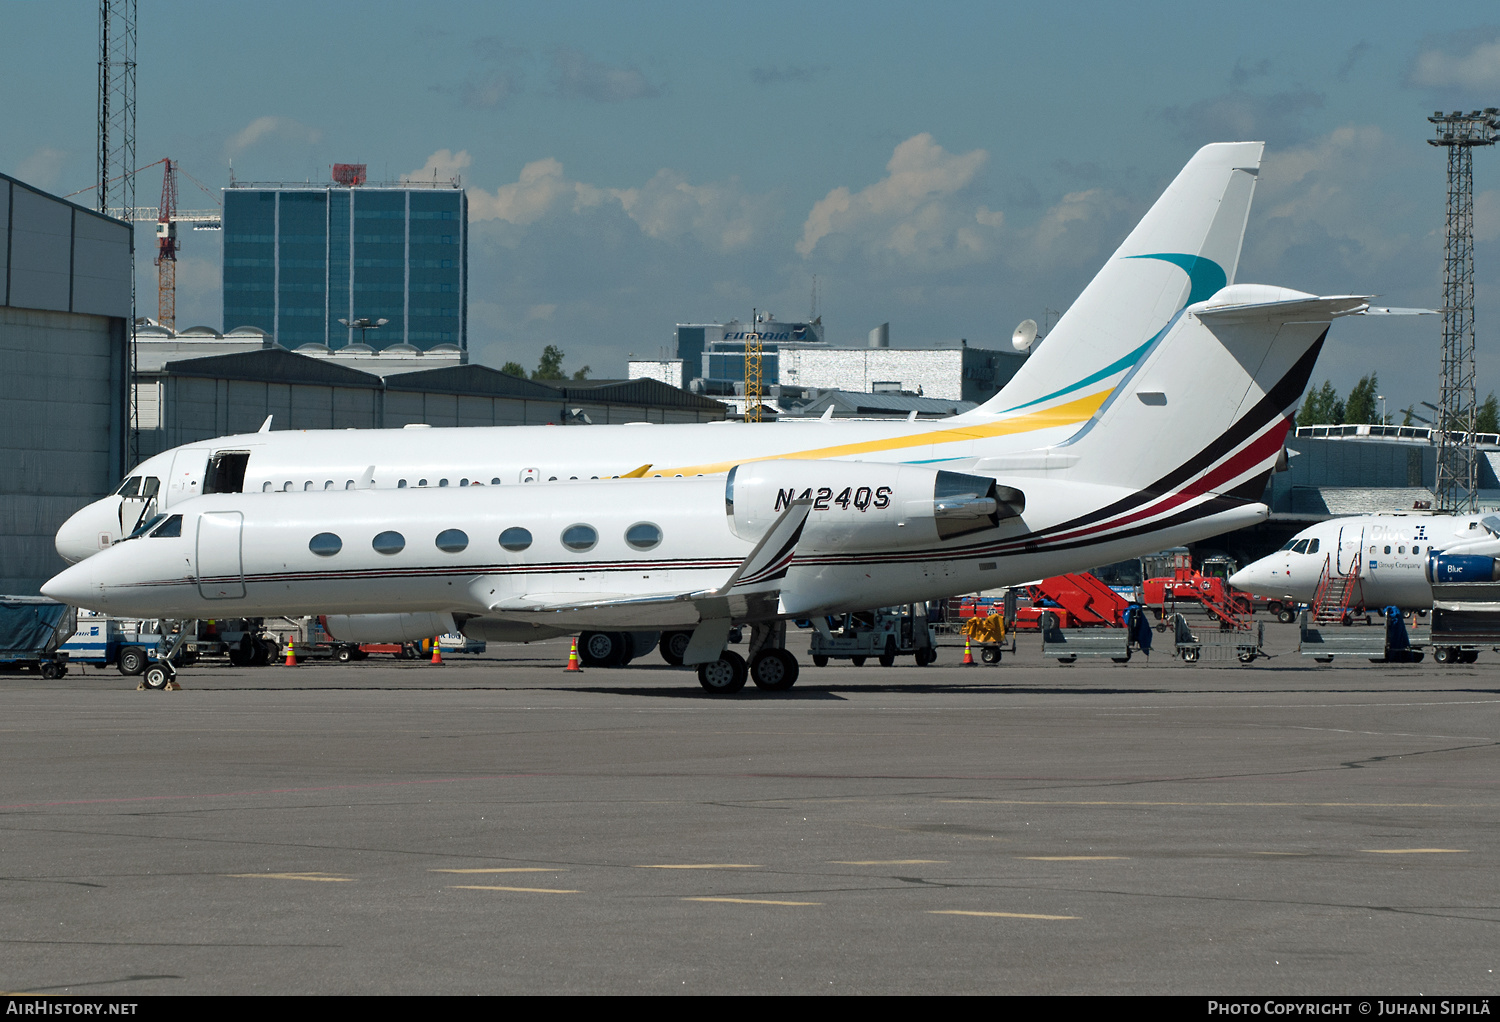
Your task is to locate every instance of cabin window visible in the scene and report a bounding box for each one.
[116,476,141,497]
[436,529,469,553]
[262,481,272,492]
[309,533,342,557]
[1414,546,1423,555]
[1399,545,1406,554]
[491,478,501,485]
[562,524,598,552]
[548,476,558,482]
[460,479,469,487]
[150,515,183,538]
[324,480,334,490]
[625,523,662,551]
[418,479,428,487]
[372,531,406,555]
[282,481,293,492]
[1292,540,1309,554]
[499,527,532,551]
[398,479,408,488]
[141,477,161,498]
[1383,545,1390,554]
[1307,539,1319,554]
[1370,545,1377,554]
[439,479,449,488]
[304,481,313,491]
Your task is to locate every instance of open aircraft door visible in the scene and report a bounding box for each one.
[197,512,246,600]
[1336,524,1365,578]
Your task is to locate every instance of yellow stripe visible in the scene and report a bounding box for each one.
[658,388,1112,475]
[1361,848,1468,854]
[829,859,948,865]
[449,885,580,894]
[429,868,562,873]
[225,872,355,882]
[929,910,1077,920]
[684,897,821,906]
[1018,856,1127,861]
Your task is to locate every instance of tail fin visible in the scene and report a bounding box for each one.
[982,286,1368,545]
[969,141,1264,423]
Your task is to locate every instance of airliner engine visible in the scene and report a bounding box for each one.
[725,460,1023,551]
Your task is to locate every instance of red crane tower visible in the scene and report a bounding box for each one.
[155,157,179,329]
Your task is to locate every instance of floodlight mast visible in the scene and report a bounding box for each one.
[1428,109,1500,513]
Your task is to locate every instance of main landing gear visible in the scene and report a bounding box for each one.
[695,622,801,695]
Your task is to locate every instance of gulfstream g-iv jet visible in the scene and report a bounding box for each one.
[58,142,1270,563]
[45,272,1370,690]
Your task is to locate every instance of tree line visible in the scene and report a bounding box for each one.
[500,344,591,382]
[1297,372,1500,433]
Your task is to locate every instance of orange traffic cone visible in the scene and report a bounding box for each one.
[284,639,297,667]
[564,637,583,672]
[430,637,443,665]
[962,636,975,666]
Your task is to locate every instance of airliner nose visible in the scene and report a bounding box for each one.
[1229,562,1271,592]
[41,559,103,609]
[55,497,123,564]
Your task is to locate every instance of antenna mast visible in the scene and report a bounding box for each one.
[99,0,138,462]
[1429,108,1500,513]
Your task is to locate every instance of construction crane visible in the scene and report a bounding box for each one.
[744,307,764,422]
[155,159,179,329]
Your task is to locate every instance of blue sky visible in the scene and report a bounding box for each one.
[5,1,1500,417]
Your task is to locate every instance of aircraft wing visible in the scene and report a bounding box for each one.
[479,498,813,629]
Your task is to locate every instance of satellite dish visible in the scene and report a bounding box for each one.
[1012,319,1038,352]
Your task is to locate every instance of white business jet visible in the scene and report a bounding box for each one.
[44,268,1369,691]
[1229,512,1500,611]
[57,142,1268,566]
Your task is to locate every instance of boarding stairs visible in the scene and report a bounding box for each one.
[1311,553,1363,626]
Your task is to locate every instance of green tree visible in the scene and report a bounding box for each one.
[571,365,591,380]
[499,361,527,378]
[1478,392,1500,434]
[1297,380,1344,426]
[1344,372,1380,424]
[532,344,567,381]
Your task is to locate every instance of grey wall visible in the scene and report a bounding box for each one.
[0,175,132,594]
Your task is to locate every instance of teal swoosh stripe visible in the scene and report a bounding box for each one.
[994,338,1154,415]
[993,252,1225,416]
[1126,252,1227,306]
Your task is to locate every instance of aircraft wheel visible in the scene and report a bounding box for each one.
[750,649,799,691]
[118,647,148,676]
[727,627,744,645]
[697,651,747,694]
[141,663,173,690]
[1434,646,1456,665]
[658,630,691,666]
[851,656,866,667]
[579,631,624,667]
[980,647,1001,665]
[812,654,829,668]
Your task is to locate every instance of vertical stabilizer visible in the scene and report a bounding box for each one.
[969,141,1263,423]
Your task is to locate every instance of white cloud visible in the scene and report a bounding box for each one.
[1410,38,1500,89]
[1008,188,1133,272]
[403,149,472,184]
[795,133,997,266]
[551,47,659,102]
[225,116,322,158]
[16,146,67,189]
[466,158,766,251]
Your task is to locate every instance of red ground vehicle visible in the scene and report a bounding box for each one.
[1141,550,1251,629]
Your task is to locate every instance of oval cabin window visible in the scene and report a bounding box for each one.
[499,527,532,552]
[309,533,342,557]
[561,524,598,552]
[372,531,406,555]
[436,529,469,553]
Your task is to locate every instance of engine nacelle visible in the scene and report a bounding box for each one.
[323,612,457,643]
[1427,553,1500,584]
[726,460,1022,552]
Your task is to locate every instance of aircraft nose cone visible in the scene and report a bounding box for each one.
[1229,564,1266,591]
[55,497,123,564]
[41,560,103,609]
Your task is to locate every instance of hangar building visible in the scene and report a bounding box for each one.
[0,172,132,594]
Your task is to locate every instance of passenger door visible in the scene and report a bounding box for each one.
[197,512,246,600]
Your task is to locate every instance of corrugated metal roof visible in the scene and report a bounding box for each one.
[384,364,558,399]
[1290,486,1436,517]
[785,391,976,417]
[559,377,726,410]
[161,347,382,388]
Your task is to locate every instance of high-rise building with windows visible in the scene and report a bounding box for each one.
[222,169,466,353]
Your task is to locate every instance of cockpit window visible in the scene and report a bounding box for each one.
[126,513,165,539]
[1307,538,1319,554]
[1291,539,1310,554]
[149,515,183,538]
[141,477,160,498]
[116,476,141,497]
